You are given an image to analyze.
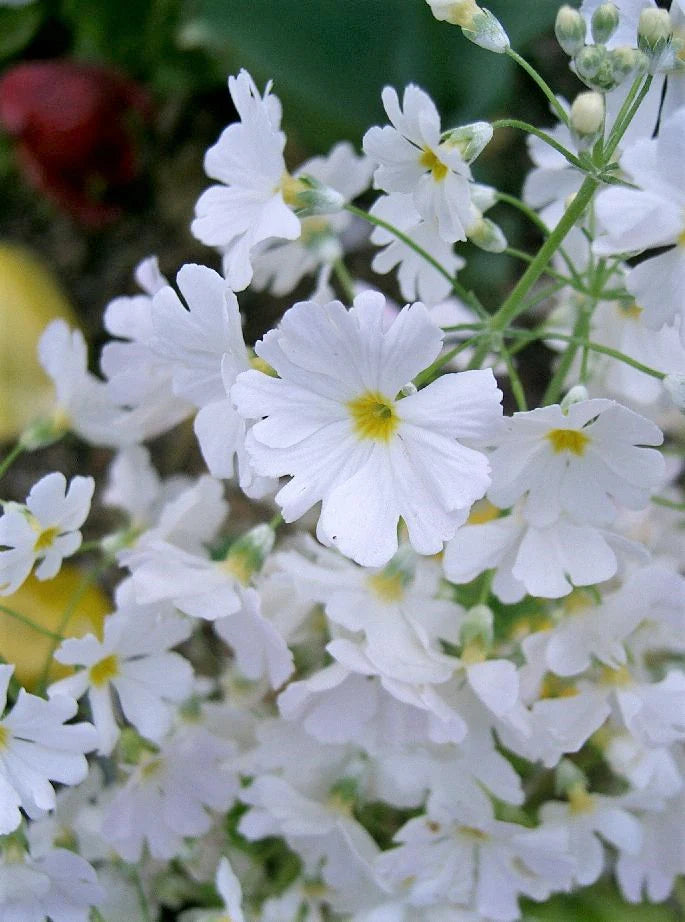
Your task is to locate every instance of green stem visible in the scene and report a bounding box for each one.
[651,496,685,512]
[36,566,103,694]
[333,258,356,302]
[0,604,64,641]
[506,48,571,126]
[345,203,488,319]
[492,119,583,169]
[469,174,599,369]
[269,512,284,531]
[0,443,24,481]
[501,347,527,410]
[413,335,489,388]
[604,75,653,161]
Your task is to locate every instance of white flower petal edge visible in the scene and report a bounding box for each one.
[232,291,502,566]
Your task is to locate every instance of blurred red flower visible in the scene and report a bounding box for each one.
[0,60,151,226]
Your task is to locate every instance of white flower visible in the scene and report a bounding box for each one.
[369,193,465,303]
[363,85,475,243]
[443,502,642,601]
[191,70,301,290]
[0,472,94,595]
[49,610,194,754]
[487,398,665,528]
[0,665,97,834]
[102,722,238,861]
[232,291,502,567]
[0,843,103,922]
[147,263,270,494]
[180,857,246,922]
[594,107,685,340]
[251,141,373,296]
[38,320,155,447]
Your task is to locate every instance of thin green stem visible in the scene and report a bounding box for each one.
[501,347,527,410]
[469,174,599,369]
[604,75,653,161]
[496,191,583,287]
[512,329,666,381]
[0,604,64,641]
[333,258,356,302]
[269,512,284,531]
[36,566,104,694]
[345,204,488,319]
[492,119,583,169]
[506,48,571,126]
[413,335,489,388]
[0,443,24,481]
[651,496,685,512]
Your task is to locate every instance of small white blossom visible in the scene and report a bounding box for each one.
[0,472,94,595]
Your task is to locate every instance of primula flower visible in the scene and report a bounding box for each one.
[232,291,503,567]
[487,398,665,528]
[0,472,94,595]
[0,664,97,834]
[594,107,685,340]
[0,60,150,226]
[49,610,194,754]
[191,70,301,290]
[0,842,103,922]
[363,85,475,243]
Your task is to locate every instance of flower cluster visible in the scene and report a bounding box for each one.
[0,2,684,921]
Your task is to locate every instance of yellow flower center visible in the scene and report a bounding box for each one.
[347,390,399,442]
[367,569,406,603]
[221,552,253,587]
[32,524,60,553]
[467,498,500,525]
[419,148,449,181]
[89,653,119,687]
[620,302,643,320]
[280,172,308,207]
[0,725,8,750]
[599,664,633,687]
[567,782,596,815]
[546,428,590,456]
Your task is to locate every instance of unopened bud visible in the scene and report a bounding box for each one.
[638,8,672,67]
[461,7,510,53]
[555,5,587,56]
[467,215,507,252]
[561,384,589,413]
[459,604,494,653]
[570,90,605,148]
[663,373,685,411]
[289,174,345,217]
[591,2,619,44]
[444,121,493,162]
[610,45,648,85]
[223,523,275,585]
[574,43,620,90]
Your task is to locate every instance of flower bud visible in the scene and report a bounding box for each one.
[461,8,510,53]
[223,523,276,585]
[283,173,345,217]
[555,5,587,56]
[663,373,685,411]
[610,45,648,85]
[638,8,672,68]
[574,43,620,90]
[561,384,589,413]
[467,215,507,252]
[444,120,493,163]
[459,604,494,653]
[591,2,619,45]
[570,90,605,149]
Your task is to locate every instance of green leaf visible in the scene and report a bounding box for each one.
[0,7,44,61]
[190,0,562,149]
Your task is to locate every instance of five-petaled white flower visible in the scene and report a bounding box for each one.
[232,291,503,567]
[0,472,94,595]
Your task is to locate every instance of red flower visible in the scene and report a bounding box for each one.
[0,60,151,226]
